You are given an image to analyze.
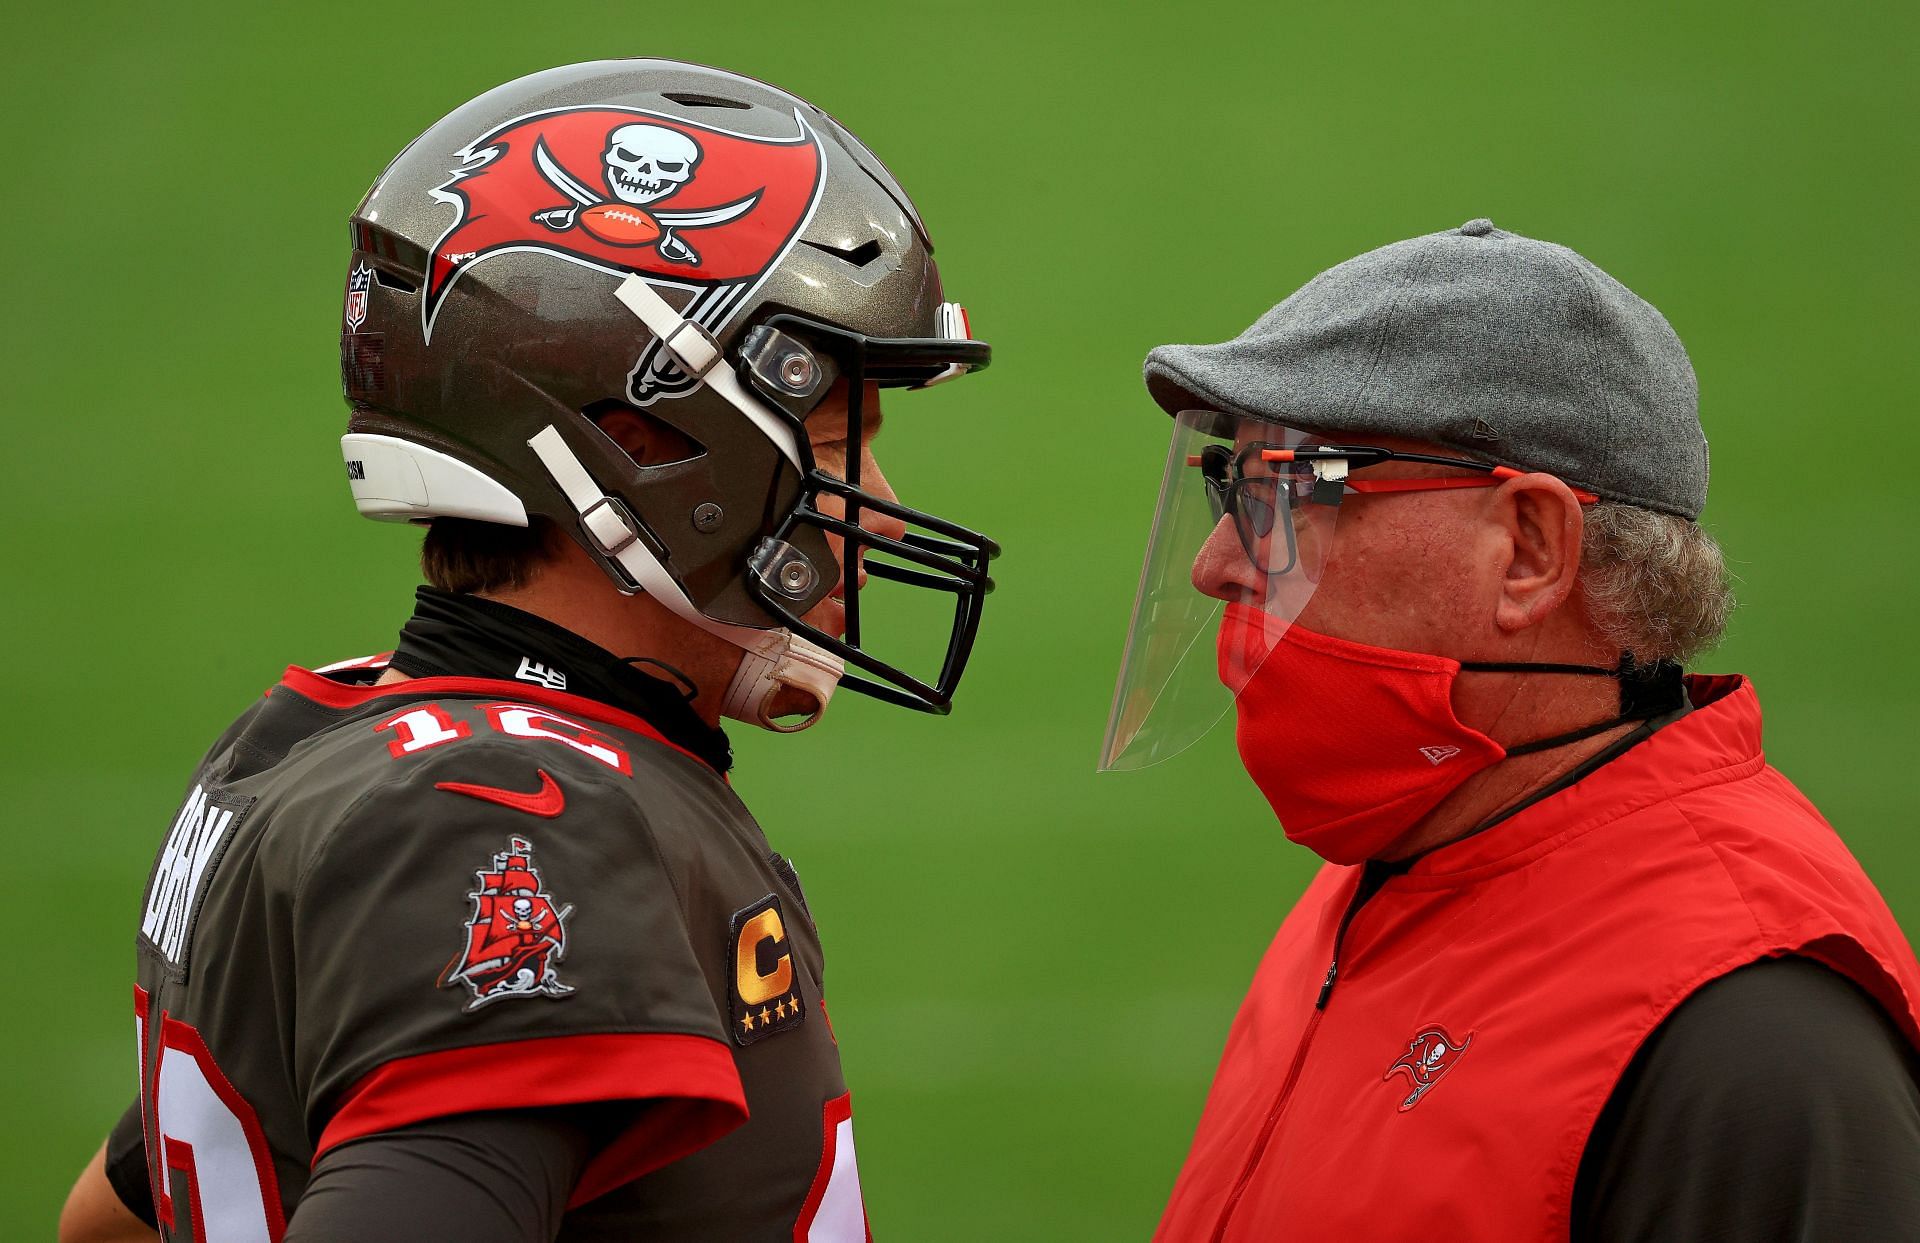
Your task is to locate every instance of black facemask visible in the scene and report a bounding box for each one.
[389,587,732,773]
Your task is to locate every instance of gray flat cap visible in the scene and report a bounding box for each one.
[1144,219,1706,518]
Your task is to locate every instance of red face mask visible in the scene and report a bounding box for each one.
[1218,603,1507,865]
[1218,602,1690,863]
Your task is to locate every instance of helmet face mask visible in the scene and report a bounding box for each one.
[739,314,997,712]
[339,59,996,724]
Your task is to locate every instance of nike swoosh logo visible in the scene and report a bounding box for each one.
[434,769,565,818]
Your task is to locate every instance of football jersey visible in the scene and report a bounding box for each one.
[120,662,870,1240]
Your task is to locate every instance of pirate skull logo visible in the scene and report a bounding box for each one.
[1384,1024,1474,1111]
[603,124,701,205]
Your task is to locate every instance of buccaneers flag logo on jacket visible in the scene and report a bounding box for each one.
[425,106,825,402]
[1384,1024,1474,1111]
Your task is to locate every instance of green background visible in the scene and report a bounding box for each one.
[7,1,1915,1235]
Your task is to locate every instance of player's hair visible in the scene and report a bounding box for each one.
[1579,503,1735,665]
[417,404,687,596]
[420,517,564,596]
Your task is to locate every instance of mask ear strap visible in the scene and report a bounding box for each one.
[1615,652,1687,717]
[1457,659,1615,676]
[1462,653,1689,757]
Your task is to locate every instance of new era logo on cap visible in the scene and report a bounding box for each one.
[1420,746,1462,765]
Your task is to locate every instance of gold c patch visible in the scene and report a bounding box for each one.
[729,894,805,1046]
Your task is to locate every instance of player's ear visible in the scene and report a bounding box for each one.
[589,402,704,468]
[1492,473,1584,634]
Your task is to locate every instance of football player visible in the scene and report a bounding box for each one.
[59,60,996,1242]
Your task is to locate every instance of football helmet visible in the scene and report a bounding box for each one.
[339,60,996,729]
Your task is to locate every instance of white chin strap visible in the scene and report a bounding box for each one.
[523,275,843,733]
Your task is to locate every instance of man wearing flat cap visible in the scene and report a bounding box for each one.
[1102,220,1920,1240]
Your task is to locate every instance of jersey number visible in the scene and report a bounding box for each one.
[137,987,286,1242]
[375,702,632,773]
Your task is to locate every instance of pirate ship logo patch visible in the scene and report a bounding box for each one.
[443,836,575,1011]
[1384,1023,1474,1111]
[423,104,825,405]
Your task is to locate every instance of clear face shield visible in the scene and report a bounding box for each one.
[1099,411,1354,771]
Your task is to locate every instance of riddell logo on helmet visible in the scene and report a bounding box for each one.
[424,106,825,405]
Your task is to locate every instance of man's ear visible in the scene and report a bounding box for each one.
[1493,473,1585,634]
[593,405,703,467]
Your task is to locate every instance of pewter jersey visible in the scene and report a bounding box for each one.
[115,662,869,1240]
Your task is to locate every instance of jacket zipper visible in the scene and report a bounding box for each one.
[1206,866,1386,1243]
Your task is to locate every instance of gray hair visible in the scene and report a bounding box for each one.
[1579,503,1735,665]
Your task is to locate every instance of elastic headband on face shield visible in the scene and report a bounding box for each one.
[1192,442,1602,563]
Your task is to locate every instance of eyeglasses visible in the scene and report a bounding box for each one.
[1190,442,1599,566]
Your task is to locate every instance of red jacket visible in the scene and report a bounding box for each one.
[1157,676,1920,1242]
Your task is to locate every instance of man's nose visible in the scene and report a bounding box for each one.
[858,456,910,546]
[1192,515,1263,601]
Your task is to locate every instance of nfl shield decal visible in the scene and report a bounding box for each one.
[344,262,372,331]
[444,837,575,1010]
[423,105,825,404]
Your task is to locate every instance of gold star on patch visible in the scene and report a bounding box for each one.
[741,1012,756,1032]
[760,1006,772,1024]
[774,998,789,1019]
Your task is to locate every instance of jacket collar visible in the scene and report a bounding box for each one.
[1397,675,1761,886]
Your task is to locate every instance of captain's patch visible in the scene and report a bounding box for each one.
[730,894,805,1046]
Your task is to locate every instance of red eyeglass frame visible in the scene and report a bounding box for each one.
[1258,445,1600,504]
[1188,441,1601,567]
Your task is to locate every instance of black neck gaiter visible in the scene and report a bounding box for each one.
[388,587,732,773]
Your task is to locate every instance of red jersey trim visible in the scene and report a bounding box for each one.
[793,1092,869,1242]
[273,665,712,772]
[314,1032,748,1205]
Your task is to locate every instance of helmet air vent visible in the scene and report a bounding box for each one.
[372,267,418,293]
[582,400,708,468]
[800,238,884,270]
[661,91,751,110]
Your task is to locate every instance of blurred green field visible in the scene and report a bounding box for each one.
[5,1,1916,1236]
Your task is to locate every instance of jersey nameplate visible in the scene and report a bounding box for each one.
[140,781,255,975]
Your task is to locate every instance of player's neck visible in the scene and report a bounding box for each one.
[470,549,739,726]
[370,585,737,771]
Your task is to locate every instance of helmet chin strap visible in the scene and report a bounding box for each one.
[525,420,843,734]
[721,637,843,733]
[603,276,844,731]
